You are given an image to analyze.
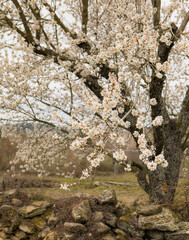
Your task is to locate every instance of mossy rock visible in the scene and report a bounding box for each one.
[137,205,162,216]
[116,234,127,240]
[117,209,133,232]
[31,216,46,230]
[0,205,17,218]
[42,209,54,220]
[115,202,131,218]
[138,208,179,231]
[19,220,36,234]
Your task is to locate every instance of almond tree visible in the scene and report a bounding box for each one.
[0,0,189,203]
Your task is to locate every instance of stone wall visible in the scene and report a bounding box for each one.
[0,189,189,240]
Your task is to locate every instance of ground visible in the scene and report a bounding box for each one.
[1,171,189,211]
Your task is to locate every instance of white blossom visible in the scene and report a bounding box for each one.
[152,116,163,127]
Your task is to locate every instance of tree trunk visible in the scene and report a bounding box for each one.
[163,120,182,203]
[147,120,182,204]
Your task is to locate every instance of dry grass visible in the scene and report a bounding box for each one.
[2,171,189,209]
[21,172,149,207]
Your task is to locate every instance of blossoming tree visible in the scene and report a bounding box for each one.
[0,0,189,203]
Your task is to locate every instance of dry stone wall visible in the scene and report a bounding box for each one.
[0,189,189,240]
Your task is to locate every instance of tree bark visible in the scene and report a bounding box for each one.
[164,120,182,203]
[148,122,182,204]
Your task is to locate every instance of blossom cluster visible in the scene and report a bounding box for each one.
[152,116,163,127]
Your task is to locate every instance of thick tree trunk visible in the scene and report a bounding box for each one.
[143,121,182,204]
[163,120,182,203]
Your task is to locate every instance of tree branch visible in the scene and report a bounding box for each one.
[179,86,189,138]
[11,0,34,43]
[82,0,88,34]
[2,13,26,39]
[26,0,41,41]
[42,1,77,39]
[181,129,189,151]
[176,11,189,38]
[32,117,69,134]
[151,0,161,28]
[136,168,151,195]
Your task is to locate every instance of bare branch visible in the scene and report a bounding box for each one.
[176,11,189,38]
[26,0,41,41]
[27,2,56,50]
[81,0,88,34]
[151,0,161,28]
[3,14,26,39]
[43,1,77,39]
[11,0,34,43]
[32,117,69,134]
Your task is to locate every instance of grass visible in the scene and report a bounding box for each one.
[3,171,189,208]
[22,172,149,206]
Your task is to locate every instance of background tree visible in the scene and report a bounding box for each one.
[0,0,189,203]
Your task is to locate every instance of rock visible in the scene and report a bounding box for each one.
[116,235,127,240]
[19,220,36,234]
[72,200,91,223]
[94,181,100,186]
[10,216,20,231]
[63,231,75,240]
[98,190,117,206]
[138,208,179,232]
[0,205,17,223]
[164,231,189,240]
[31,216,46,230]
[42,209,54,221]
[92,211,104,222]
[19,205,43,218]
[4,189,17,197]
[11,198,22,207]
[146,230,164,240]
[114,228,127,236]
[74,192,97,202]
[138,205,162,216]
[74,192,97,206]
[48,216,59,226]
[117,211,144,239]
[32,201,51,208]
[129,227,145,240]
[115,202,131,217]
[0,231,7,239]
[117,210,133,231]
[19,201,51,218]
[10,236,19,240]
[104,212,118,227]
[93,222,110,233]
[178,221,189,231]
[15,230,28,240]
[164,221,189,240]
[2,227,11,234]
[39,227,51,238]
[103,233,116,240]
[64,222,86,233]
[44,231,59,240]
[0,218,11,228]
[0,204,15,212]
